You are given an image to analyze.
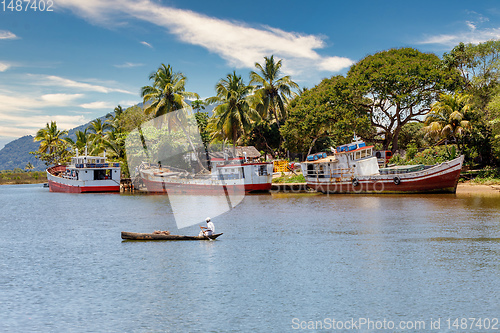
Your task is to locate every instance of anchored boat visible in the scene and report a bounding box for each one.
[139,157,273,194]
[47,154,121,193]
[302,136,464,194]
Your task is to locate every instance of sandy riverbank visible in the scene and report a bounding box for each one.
[456,183,500,195]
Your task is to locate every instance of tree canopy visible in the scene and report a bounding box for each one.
[347,47,456,151]
[281,76,371,155]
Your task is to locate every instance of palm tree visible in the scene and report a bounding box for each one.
[206,72,257,152]
[141,64,205,171]
[249,55,299,130]
[65,129,91,154]
[34,121,68,154]
[87,119,113,155]
[141,64,199,118]
[191,99,207,113]
[25,162,34,172]
[423,93,472,146]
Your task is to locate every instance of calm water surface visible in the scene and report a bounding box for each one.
[1,184,500,332]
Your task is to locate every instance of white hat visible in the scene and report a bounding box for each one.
[206,217,211,222]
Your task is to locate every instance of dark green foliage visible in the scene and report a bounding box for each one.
[281,75,371,155]
[194,111,210,147]
[347,47,457,151]
[398,122,426,150]
[242,122,281,157]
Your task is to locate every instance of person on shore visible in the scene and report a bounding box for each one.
[199,217,215,237]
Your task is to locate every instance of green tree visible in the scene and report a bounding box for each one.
[397,122,425,150]
[281,76,371,156]
[87,118,113,155]
[422,93,472,147]
[206,72,258,150]
[141,64,199,118]
[64,129,91,154]
[25,162,34,172]
[348,47,455,152]
[34,121,68,154]
[250,55,299,131]
[142,64,205,170]
[191,99,207,112]
[443,41,500,109]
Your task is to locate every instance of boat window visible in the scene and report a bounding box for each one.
[258,165,267,176]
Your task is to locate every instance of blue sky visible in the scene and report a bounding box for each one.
[1,0,500,149]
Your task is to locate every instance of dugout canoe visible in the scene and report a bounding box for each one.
[121,231,223,240]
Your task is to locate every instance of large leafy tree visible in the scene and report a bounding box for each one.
[281,76,371,156]
[442,41,500,109]
[348,47,455,152]
[206,71,258,150]
[250,55,299,130]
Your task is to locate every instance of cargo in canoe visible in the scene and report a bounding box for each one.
[121,231,223,240]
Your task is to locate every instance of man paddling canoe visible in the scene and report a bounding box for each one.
[199,217,215,237]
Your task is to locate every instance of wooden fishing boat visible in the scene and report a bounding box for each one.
[121,231,223,240]
[302,135,464,194]
[47,152,120,193]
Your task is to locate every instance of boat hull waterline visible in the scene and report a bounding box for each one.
[121,232,223,240]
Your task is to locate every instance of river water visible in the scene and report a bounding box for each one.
[1,184,500,332]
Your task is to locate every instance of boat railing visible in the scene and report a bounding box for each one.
[305,167,354,179]
[73,163,120,168]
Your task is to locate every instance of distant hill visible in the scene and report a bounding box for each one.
[0,135,43,171]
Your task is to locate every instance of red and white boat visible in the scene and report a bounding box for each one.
[302,136,464,194]
[139,157,273,194]
[47,154,121,193]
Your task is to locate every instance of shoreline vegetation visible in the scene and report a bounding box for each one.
[0,171,47,185]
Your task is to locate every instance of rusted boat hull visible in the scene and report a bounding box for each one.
[141,177,271,194]
[121,232,223,240]
[306,156,464,194]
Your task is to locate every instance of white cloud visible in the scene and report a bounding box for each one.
[0,62,10,72]
[29,74,135,94]
[0,92,83,111]
[319,56,355,72]
[0,113,88,138]
[419,18,500,47]
[41,93,85,105]
[140,41,153,48]
[0,30,18,40]
[56,0,354,75]
[114,62,144,68]
[80,101,115,109]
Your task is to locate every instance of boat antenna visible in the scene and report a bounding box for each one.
[84,144,88,156]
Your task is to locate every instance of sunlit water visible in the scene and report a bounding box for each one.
[1,184,500,332]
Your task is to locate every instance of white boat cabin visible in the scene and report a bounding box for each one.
[303,136,380,179]
[210,157,273,182]
[58,155,121,182]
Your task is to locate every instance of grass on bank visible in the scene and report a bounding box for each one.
[460,167,500,185]
[272,173,306,183]
[0,171,47,185]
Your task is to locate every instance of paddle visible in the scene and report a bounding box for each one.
[200,225,213,241]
